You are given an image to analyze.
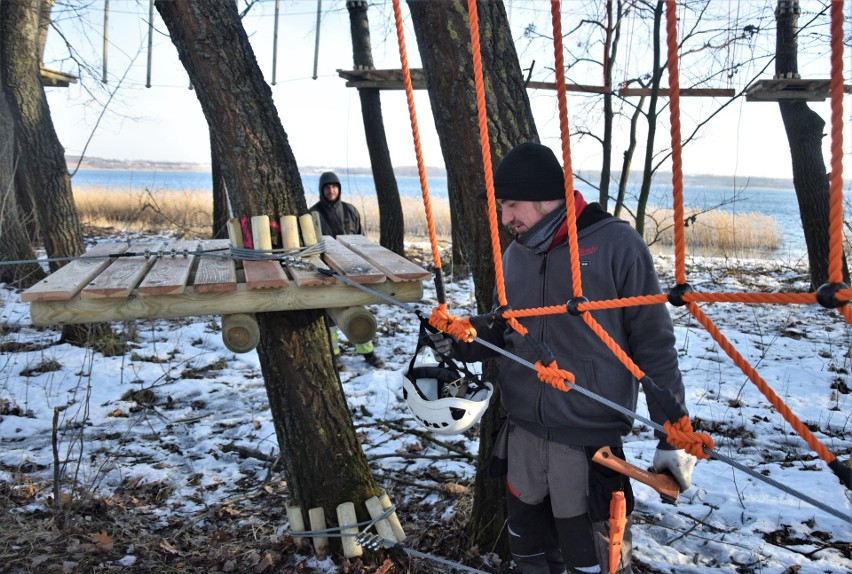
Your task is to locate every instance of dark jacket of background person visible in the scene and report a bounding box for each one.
[308,172,362,237]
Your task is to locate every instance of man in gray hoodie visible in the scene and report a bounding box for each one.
[438,143,696,574]
[309,172,384,369]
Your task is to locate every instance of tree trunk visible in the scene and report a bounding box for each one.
[346,0,405,256]
[0,47,44,287]
[1,0,105,345]
[408,0,536,555]
[635,0,664,238]
[210,133,229,240]
[155,0,379,527]
[774,0,847,289]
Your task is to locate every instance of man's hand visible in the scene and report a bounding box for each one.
[652,449,696,492]
[428,332,455,359]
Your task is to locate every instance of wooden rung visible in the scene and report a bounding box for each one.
[21,243,129,302]
[364,496,397,545]
[81,241,164,299]
[322,236,386,284]
[193,240,237,293]
[336,502,363,558]
[137,240,198,296]
[308,507,329,559]
[336,235,432,282]
[378,489,406,542]
[286,504,306,545]
[281,214,336,287]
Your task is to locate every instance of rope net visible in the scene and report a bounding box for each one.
[391,0,848,491]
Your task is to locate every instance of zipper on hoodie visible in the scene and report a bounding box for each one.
[536,252,549,425]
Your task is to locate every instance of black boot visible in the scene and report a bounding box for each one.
[362,352,385,368]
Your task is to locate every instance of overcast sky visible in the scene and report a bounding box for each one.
[44,0,850,181]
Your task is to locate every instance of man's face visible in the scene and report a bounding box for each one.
[497,199,561,235]
[322,183,341,202]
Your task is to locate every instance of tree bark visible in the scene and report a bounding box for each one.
[0,40,44,287]
[408,0,536,555]
[1,0,106,345]
[155,0,379,527]
[774,0,847,289]
[347,0,405,256]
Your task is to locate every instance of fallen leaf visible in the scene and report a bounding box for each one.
[93,531,115,551]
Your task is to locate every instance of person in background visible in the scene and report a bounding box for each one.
[433,143,696,574]
[309,171,385,370]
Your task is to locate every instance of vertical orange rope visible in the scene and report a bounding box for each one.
[827,0,845,285]
[390,0,442,281]
[549,0,583,299]
[665,0,687,286]
[467,0,511,313]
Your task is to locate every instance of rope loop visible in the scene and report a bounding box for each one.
[663,416,715,459]
[428,305,478,343]
[534,360,574,392]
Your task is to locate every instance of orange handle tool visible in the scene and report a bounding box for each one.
[593,446,680,504]
[608,490,627,574]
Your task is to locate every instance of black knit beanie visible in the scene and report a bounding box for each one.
[478,142,565,201]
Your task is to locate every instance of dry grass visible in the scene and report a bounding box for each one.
[74,187,780,253]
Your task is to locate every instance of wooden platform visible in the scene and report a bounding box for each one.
[745,78,852,102]
[22,237,431,326]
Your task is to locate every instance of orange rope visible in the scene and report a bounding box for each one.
[549,0,584,300]
[535,360,574,392]
[687,302,838,466]
[581,313,645,381]
[665,0,687,286]
[664,416,714,459]
[827,0,845,285]
[390,0,442,276]
[466,0,528,338]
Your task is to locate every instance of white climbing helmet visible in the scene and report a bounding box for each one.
[403,346,493,435]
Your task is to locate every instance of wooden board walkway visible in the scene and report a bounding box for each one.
[22,237,431,326]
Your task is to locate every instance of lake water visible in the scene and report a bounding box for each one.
[70,168,824,258]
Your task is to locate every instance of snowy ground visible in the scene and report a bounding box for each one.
[0,242,850,573]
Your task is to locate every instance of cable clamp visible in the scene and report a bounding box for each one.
[816,282,849,309]
[567,296,589,316]
[667,283,694,307]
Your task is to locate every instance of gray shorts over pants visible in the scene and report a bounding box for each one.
[506,422,633,574]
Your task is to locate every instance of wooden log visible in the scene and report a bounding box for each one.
[251,215,273,250]
[327,305,376,345]
[21,243,129,302]
[226,218,244,248]
[286,504,306,545]
[336,502,363,558]
[29,280,424,326]
[308,507,329,559]
[378,489,406,542]
[364,496,397,545]
[221,313,260,353]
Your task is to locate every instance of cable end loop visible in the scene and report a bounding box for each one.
[663,417,714,459]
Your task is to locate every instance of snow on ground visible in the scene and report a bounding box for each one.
[0,244,850,573]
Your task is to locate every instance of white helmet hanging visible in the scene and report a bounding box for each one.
[403,344,493,435]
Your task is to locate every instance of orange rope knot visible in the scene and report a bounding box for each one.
[428,306,477,343]
[663,417,714,459]
[535,360,574,392]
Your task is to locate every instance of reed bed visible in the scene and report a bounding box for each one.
[74,186,780,253]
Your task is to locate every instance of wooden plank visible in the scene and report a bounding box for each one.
[281,214,338,288]
[618,87,735,97]
[21,243,129,303]
[80,241,164,299]
[243,260,289,289]
[322,236,386,284]
[29,281,424,326]
[335,235,432,281]
[193,240,236,293]
[137,240,199,296]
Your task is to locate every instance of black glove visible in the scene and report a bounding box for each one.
[428,331,455,359]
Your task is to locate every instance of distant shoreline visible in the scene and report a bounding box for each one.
[66,155,797,189]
